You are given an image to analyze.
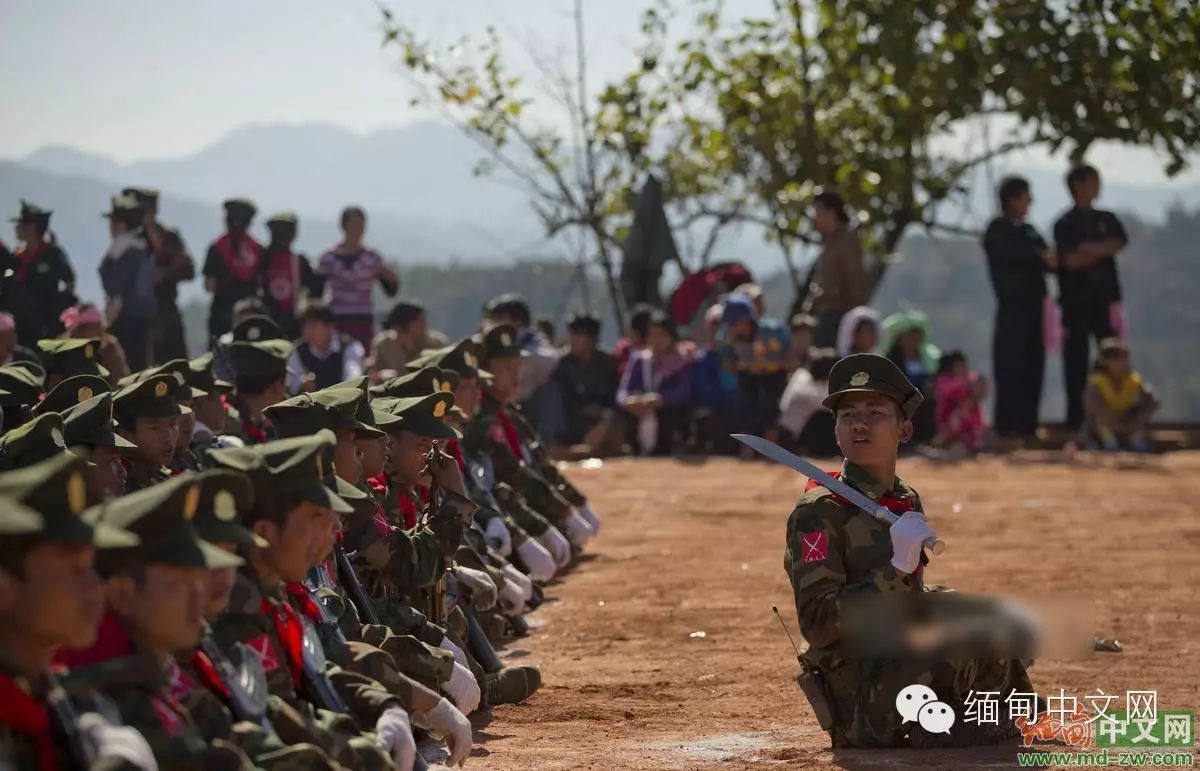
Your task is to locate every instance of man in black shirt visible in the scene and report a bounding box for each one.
[551,312,622,453]
[1053,165,1129,430]
[202,198,262,340]
[983,176,1055,446]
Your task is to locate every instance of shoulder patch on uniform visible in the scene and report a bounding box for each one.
[799,530,828,564]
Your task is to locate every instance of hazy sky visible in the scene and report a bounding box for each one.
[3,0,1197,190]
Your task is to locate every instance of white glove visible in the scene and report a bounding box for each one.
[440,634,469,668]
[442,661,481,715]
[454,566,498,611]
[889,511,937,574]
[374,705,416,770]
[577,502,600,533]
[79,712,159,770]
[515,538,556,582]
[412,697,473,767]
[497,575,525,615]
[537,526,572,568]
[501,563,533,604]
[484,517,512,557]
[562,510,595,548]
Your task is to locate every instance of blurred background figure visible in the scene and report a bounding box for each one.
[808,191,868,348]
[933,351,988,455]
[368,298,447,374]
[124,186,194,362]
[98,194,155,371]
[1083,338,1159,452]
[2,199,76,346]
[259,211,324,340]
[288,301,365,391]
[317,205,399,352]
[202,198,262,341]
[550,312,622,455]
[618,311,694,455]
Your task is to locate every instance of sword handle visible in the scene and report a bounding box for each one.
[924,537,946,556]
[871,506,946,555]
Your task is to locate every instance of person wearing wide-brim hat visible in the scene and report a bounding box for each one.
[112,372,188,492]
[0,453,151,771]
[202,198,263,340]
[4,199,77,347]
[99,193,157,371]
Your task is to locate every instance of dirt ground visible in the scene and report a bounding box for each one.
[474,452,1200,770]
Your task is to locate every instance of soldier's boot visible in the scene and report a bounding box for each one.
[485,666,542,706]
[479,610,509,645]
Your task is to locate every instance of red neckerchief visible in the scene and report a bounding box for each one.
[805,471,924,577]
[0,673,56,771]
[398,490,419,530]
[263,247,298,311]
[188,649,231,701]
[214,232,262,282]
[261,596,304,689]
[12,241,49,282]
[240,413,268,444]
[446,439,466,472]
[53,610,136,669]
[495,408,524,459]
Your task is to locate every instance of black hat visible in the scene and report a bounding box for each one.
[112,373,187,427]
[476,323,522,363]
[194,469,267,548]
[405,338,488,381]
[38,338,109,380]
[822,353,924,419]
[34,375,112,416]
[565,313,601,337]
[101,194,144,227]
[229,340,292,380]
[209,431,353,515]
[374,393,459,440]
[371,367,458,399]
[0,364,45,406]
[9,199,52,226]
[62,393,137,450]
[121,187,159,207]
[188,352,234,394]
[0,453,138,546]
[223,198,257,222]
[90,473,243,572]
[0,412,72,471]
[232,315,287,344]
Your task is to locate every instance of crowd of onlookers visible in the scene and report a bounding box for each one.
[0,162,1164,459]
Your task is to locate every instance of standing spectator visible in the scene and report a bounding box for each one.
[835,305,881,356]
[0,313,39,366]
[1054,164,1129,430]
[258,211,324,339]
[617,311,695,455]
[983,176,1056,449]
[124,187,193,361]
[316,205,399,351]
[368,299,447,374]
[98,194,156,371]
[202,198,262,340]
[1083,338,1159,452]
[718,292,791,449]
[287,302,365,392]
[2,200,76,346]
[550,313,621,454]
[59,303,131,383]
[933,351,987,454]
[535,316,557,348]
[883,310,941,444]
[809,191,869,348]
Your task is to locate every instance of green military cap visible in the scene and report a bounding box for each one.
[38,338,109,380]
[375,393,459,440]
[112,373,187,427]
[0,364,45,406]
[194,469,268,548]
[232,314,287,344]
[823,353,924,419]
[0,412,71,470]
[188,352,234,394]
[229,339,292,380]
[223,197,257,220]
[326,378,402,432]
[267,389,386,439]
[313,387,395,436]
[476,323,522,363]
[407,337,489,380]
[209,431,353,515]
[34,374,111,416]
[91,473,243,573]
[0,496,44,536]
[0,453,138,546]
[371,366,457,399]
[332,375,369,392]
[265,211,298,228]
[119,360,207,401]
[120,187,159,206]
[63,392,137,450]
[9,199,52,225]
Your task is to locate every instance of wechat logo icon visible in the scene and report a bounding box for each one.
[895,684,956,735]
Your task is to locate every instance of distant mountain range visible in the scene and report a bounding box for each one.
[3,120,1198,305]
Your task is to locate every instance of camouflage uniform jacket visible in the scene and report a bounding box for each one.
[784,460,924,671]
[122,456,174,493]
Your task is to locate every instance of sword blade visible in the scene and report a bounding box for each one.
[729,433,945,555]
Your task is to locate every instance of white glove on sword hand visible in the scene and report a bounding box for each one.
[889,511,937,574]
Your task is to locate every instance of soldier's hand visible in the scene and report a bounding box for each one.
[454,566,498,611]
[413,697,474,767]
[425,446,467,496]
[562,508,596,548]
[442,661,482,715]
[888,511,937,574]
[484,516,512,556]
[78,712,160,770]
[374,705,416,770]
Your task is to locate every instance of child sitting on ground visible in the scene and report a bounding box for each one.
[933,350,987,453]
[1084,338,1159,452]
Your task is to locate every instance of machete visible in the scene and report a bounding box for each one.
[731,433,945,555]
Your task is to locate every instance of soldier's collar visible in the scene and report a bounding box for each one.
[840,460,903,501]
